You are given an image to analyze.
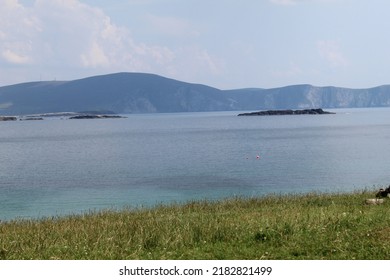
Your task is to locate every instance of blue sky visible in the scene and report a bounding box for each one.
[1,0,390,89]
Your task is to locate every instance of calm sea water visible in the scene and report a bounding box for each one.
[1,108,390,220]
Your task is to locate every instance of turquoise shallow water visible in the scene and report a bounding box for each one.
[1,108,390,220]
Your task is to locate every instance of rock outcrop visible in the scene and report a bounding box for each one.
[238,108,334,116]
[69,114,125,119]
[0,116,17,121]
[365,198,385,205]
[20,117,44,121]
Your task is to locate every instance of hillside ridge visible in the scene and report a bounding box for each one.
[1,72,390,115]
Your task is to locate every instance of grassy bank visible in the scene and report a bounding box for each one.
[1,190,390,260]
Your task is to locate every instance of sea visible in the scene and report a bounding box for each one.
[1,108,390,221]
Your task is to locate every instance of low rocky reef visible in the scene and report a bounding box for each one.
[238,108,335,116]
[0,116,17,121]
[0,116,44,121]
[1,112,126,121]
[69,114,126,119]
[20,117,44,121]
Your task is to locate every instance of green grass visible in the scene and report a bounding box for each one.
[1,190,390,260]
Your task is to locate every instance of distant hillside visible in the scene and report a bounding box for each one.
[0,73,228,115]
[224,84,390,110]
[1,72,390,115]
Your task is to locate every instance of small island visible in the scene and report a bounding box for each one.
[1,111,128,122]
[238,108,335,116]
[0,116,17,121]
[69,114,126,119]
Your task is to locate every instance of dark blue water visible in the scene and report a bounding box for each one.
[1,108,390,220]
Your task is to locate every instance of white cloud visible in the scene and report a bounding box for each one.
[80,41,109,67]
[2,49,32,64]
[0,0,38,65]
[2,0,23,9]
[196,50,220,75]
[0,0,220,84]
[317,40,348,67]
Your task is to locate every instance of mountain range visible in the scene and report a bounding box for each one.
[1,72,390,115]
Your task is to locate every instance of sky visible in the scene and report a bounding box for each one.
[1,0,390,89]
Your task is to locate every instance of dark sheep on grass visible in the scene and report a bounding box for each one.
[376,185,390,198]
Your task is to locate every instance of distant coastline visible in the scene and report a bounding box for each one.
[2,72,390,115]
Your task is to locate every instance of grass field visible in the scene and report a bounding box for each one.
[1,189,390,260]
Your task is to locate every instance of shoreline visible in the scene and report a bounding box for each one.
[1,189,390,260]
[0,188,378,223]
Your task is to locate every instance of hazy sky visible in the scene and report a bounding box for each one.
[1,0,389,89]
